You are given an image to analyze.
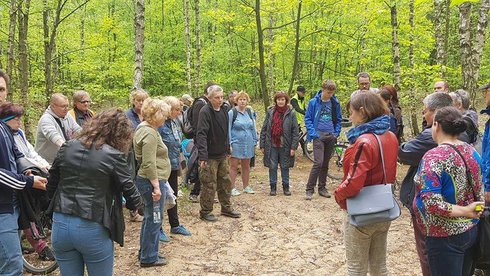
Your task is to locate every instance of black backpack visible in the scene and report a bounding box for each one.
[182,97,206,138]
[231,107,254,127]
[462,115,479,144]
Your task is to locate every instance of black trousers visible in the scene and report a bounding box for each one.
[166,170,180,228]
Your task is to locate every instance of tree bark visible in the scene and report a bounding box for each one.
[7,0,18,99]
[255,0,269,112]
[390,3,400,90]
[266,14,275,95]
[133,0,145,90]
[287,0,302,95]
[18,0,31,138]
[434,0,448,69]
[183,0,192,95]
[194,0,201,95]
[409,0,419,136]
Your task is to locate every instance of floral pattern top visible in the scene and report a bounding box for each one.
[413,143,483,237]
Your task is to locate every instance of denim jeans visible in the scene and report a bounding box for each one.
[426,226,478,276]
[269,146,290,189]
[0,204,23,276]
[52,212,114,276]
[344,216,391,276]
[136,176,164,264]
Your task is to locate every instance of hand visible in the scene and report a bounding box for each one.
[32,176,47,191]
[290,149,296,156]
[24,169,32,176]
[465,201,485,219]
[200,160,207,168]
[152,188,161,202]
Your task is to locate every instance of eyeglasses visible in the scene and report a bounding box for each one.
[79,100,91,104]
[54,103,69,109]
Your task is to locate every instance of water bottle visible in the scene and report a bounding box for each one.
[153,201,162,223]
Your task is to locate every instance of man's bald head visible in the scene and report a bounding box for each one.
[50,93,69,118]
[433,81,449,93]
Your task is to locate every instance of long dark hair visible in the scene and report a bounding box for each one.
[75,108,133,153]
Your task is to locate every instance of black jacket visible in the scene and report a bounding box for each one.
[47,140,143,246]
[196,103,229,160]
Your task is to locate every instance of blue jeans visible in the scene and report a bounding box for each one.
[269,146,290,189]
[0,204,23,276]
[136,176,164,264]
[426,226,478,276]
[52,212,114,276]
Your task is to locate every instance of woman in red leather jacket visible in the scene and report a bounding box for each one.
[334,93,398,276]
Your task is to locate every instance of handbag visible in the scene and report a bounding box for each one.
[163,181,177,211]
[346,134,401,227]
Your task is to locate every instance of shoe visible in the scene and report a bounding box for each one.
[38,246,55,261]
[140,256,168,267]
[231,188,241,196]
[130,210,144,222]
[283,187,291,196]
[269,189,277,196]
[319,189,331,198]
[305,191,313,200]
[170,225,192,236]
[189,194,199,203]
[200,213,218,222]
[221,209,241,218]
[243,186,255,194]
[159,229,170,242]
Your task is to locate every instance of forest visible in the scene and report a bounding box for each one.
[1,0,489,137]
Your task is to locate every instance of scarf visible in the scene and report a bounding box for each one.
[346,115,390,144]
[271,105,288,147]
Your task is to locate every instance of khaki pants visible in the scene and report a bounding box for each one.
[199,158,232,217]
[344,216,391,276]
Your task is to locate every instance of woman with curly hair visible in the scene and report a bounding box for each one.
[133,98,171,267]
[47,108,143,275]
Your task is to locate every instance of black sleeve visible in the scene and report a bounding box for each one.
[191,99,205,133]
[398,130,436,166]
[260,110,270,149]
[47,144,66,200]
[290,98,305,115]
[196,107,210,161]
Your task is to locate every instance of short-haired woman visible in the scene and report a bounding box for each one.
[260,92,299,196]
[158,96,191,241]
[133,98,171,267]
[126,89,149,129]
[47,108,143,275]
[68,90,95,127]
[414,106,484,276]
[334,92,399,275]
[229,91,257,196]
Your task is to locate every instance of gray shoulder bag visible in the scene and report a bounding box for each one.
[346,134,401,227]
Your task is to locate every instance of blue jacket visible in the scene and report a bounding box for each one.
[304,91,342,141]
[481,107,490,192]
[159,119,182,171]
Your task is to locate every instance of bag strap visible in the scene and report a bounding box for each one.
[372,133,387,184]
[443,143,478,201]
[51,115,68,141]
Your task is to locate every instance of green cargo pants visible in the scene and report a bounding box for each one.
[199,158,232,217]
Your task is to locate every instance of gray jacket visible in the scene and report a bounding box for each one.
[35,106,81,164]
[259,106,299,168]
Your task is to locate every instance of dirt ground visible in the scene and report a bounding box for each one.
[34,153,421,276]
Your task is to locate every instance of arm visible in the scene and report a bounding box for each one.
[24,136,50,168]
[0,168,33,190]
[251,110,258,145]
[228,109,233,146]
[259,111,270,150]
[304,100,318,140]
[196,108,210,161]
[398,129,437,166]
[290,98,305,115]
[113,153,143,211]
[290,111,300,151]
[47,143,67,199]
[39,115,65,147]
[334,100,342,137]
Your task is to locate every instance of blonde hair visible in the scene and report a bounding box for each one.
[141,98,170,126]
[235,91,250,102]
[162,96,181,111]
[130,89,149,104]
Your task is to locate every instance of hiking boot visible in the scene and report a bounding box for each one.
[243,186,255,194]
[170,225,192,236]
[159,229,170,242]
[269,189,277,196]
[140,256,168,267]
[200,213,218,222]
[38,247,55,261]
[221,209,241,218]
[305,190,313,200]
[231,188,241,196]
[130,210,144,222]
[189,194,199,203]
[283,186,291,196]
[319,189,331,198]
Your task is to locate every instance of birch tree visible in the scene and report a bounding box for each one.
[133,0,145,89]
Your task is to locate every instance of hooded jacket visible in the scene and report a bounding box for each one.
[304,91,342,141]
[481,107,490,192]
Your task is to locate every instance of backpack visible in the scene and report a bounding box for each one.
[231,107,254,127]
[462,115,482,154]
[182,97,206,138]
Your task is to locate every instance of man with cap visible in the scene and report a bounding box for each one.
[291,85,307,129]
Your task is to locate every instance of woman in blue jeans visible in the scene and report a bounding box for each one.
[133,98,172,267]
[414,106,484,276]
[47,108,143,275]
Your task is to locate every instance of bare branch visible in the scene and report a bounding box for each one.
[57,0,90,27]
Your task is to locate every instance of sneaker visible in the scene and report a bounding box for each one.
[200,213,218,222]
[231,188,241,196]
[305,191,313,200]
[319,189,331,198]
[130,210,144,222]
[170,225,192,236]
[140,256,168,267]
[189,194,199,203]
[159,229,170,242]
[221,209,241,218]
[38,247,55,261]
[243,186,255,194]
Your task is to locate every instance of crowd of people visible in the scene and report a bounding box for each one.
[0,68,489,275]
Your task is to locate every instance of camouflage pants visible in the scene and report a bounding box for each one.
[199,158,232,216]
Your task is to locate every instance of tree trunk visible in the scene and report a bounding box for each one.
[434,0,448,69]
[255,0,269,112]
[133,0,145,90]
[18,0,31,138]
[7,0,18,100]
[194,0,201,95]
[183,0,192,95]
[409,0,419,136]
[459,0,490,106]
[266,14,275,95]
[390,3,400,90]
[287,0,302,95]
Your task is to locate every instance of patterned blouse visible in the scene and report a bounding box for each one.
[413,143,483,237]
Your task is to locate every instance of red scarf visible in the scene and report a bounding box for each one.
[271,105,288,147]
